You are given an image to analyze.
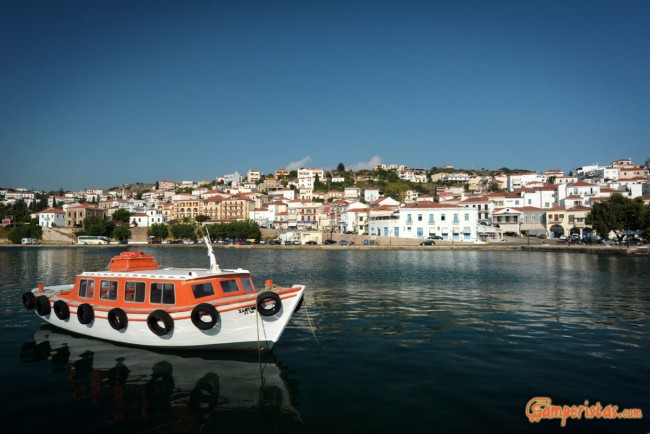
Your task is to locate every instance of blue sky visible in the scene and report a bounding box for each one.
[1,0,648,191]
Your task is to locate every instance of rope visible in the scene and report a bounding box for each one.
[303,297,320,347]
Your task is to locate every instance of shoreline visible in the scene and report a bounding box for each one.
[1,242,647,255]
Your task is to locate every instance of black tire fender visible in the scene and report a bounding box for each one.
[256,292,282,317]
[294,294,304,313]
[108,308,128,330]
[191,303,219,330]
[23,292,36,310]
[147,309,174,336]
[35,295,51,316]
[77,303,94,324]
[53,300,70,320]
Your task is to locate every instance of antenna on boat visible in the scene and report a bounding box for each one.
[204,228,220,273]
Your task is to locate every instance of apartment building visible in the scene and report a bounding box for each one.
[65,204,106,228]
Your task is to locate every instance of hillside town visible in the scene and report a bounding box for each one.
[2,157,649,244]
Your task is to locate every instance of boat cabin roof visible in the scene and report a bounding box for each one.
[80,267,251,281]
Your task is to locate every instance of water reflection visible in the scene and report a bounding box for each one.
[20,326,301,433]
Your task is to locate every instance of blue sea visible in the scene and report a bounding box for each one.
[1,247,649,434]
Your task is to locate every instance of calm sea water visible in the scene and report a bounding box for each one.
[1,247,648,434]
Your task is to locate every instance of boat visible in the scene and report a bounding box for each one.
[21,235,306,351]
[21,326,300,430]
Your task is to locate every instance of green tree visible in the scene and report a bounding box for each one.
[8,222,43,244]
[148,223,169,240]
[336,162,346,172]
[113,225,131,241]
[83,216,110,236]
[169,223,196,240]
[586,193,648,239]
[195,215,209,223]
[112,208,132,223]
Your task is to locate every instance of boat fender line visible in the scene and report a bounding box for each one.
[77,303,95,325]
[35,295,51,316]
[256,291,282,317]
[22,292,36,310]
[108,308,128,331]
[53,300,70,320]
[191,303,219,330]
[147,310,174,336]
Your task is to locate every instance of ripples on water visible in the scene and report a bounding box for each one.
[1,247,649,433]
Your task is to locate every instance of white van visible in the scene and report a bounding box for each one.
[21,238,39,245]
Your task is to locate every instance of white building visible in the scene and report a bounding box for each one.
[247,169,262,183]
[129,209,167,227]
[363,188,380,203]
[506,173,547,192]
[32,208,66,227]
[399,202,479,241]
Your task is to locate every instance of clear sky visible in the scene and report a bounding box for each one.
[1,0,648,191]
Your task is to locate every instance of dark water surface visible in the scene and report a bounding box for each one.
[1,247,648,433]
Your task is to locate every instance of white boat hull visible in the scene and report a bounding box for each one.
[30,285,305,351]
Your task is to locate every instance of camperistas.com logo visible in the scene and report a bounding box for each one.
[526,397,643,427]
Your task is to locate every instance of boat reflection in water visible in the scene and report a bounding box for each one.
[21,325,301,433]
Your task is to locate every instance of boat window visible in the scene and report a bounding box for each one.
[79,279,95,299]
[125,281,145,303]
[100,280,118,301]
[220,279,240,294]
[241,278,256,293]
[150,282,175,304]
[192,282,215,299]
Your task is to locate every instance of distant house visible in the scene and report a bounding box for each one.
[32,208,66,228]
[400,201,479,241]
[129,209,167,227]
[65,204,106,228]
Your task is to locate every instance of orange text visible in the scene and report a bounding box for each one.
[526,397,643,427]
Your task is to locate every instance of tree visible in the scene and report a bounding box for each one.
[586,193,649,239]
[112,208,132,223]
[113,225,131,241]
[83,216,110,236]
[8,222,42,244]
[169,223,196,240]
[336,162,346,172]
[195,215,209,224]
[148,223,169,240]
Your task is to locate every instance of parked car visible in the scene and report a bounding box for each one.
[338,240,350,246]
[419,240,435,246]
[324,239,337,245]
[117,240,128,245]
[269,239,282,245]
[291,240,302,245]
[167,239,182,244]
[183,240,196,245]
[599,239,618,246]
[305,240,318,245]
[427,235,443,240]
